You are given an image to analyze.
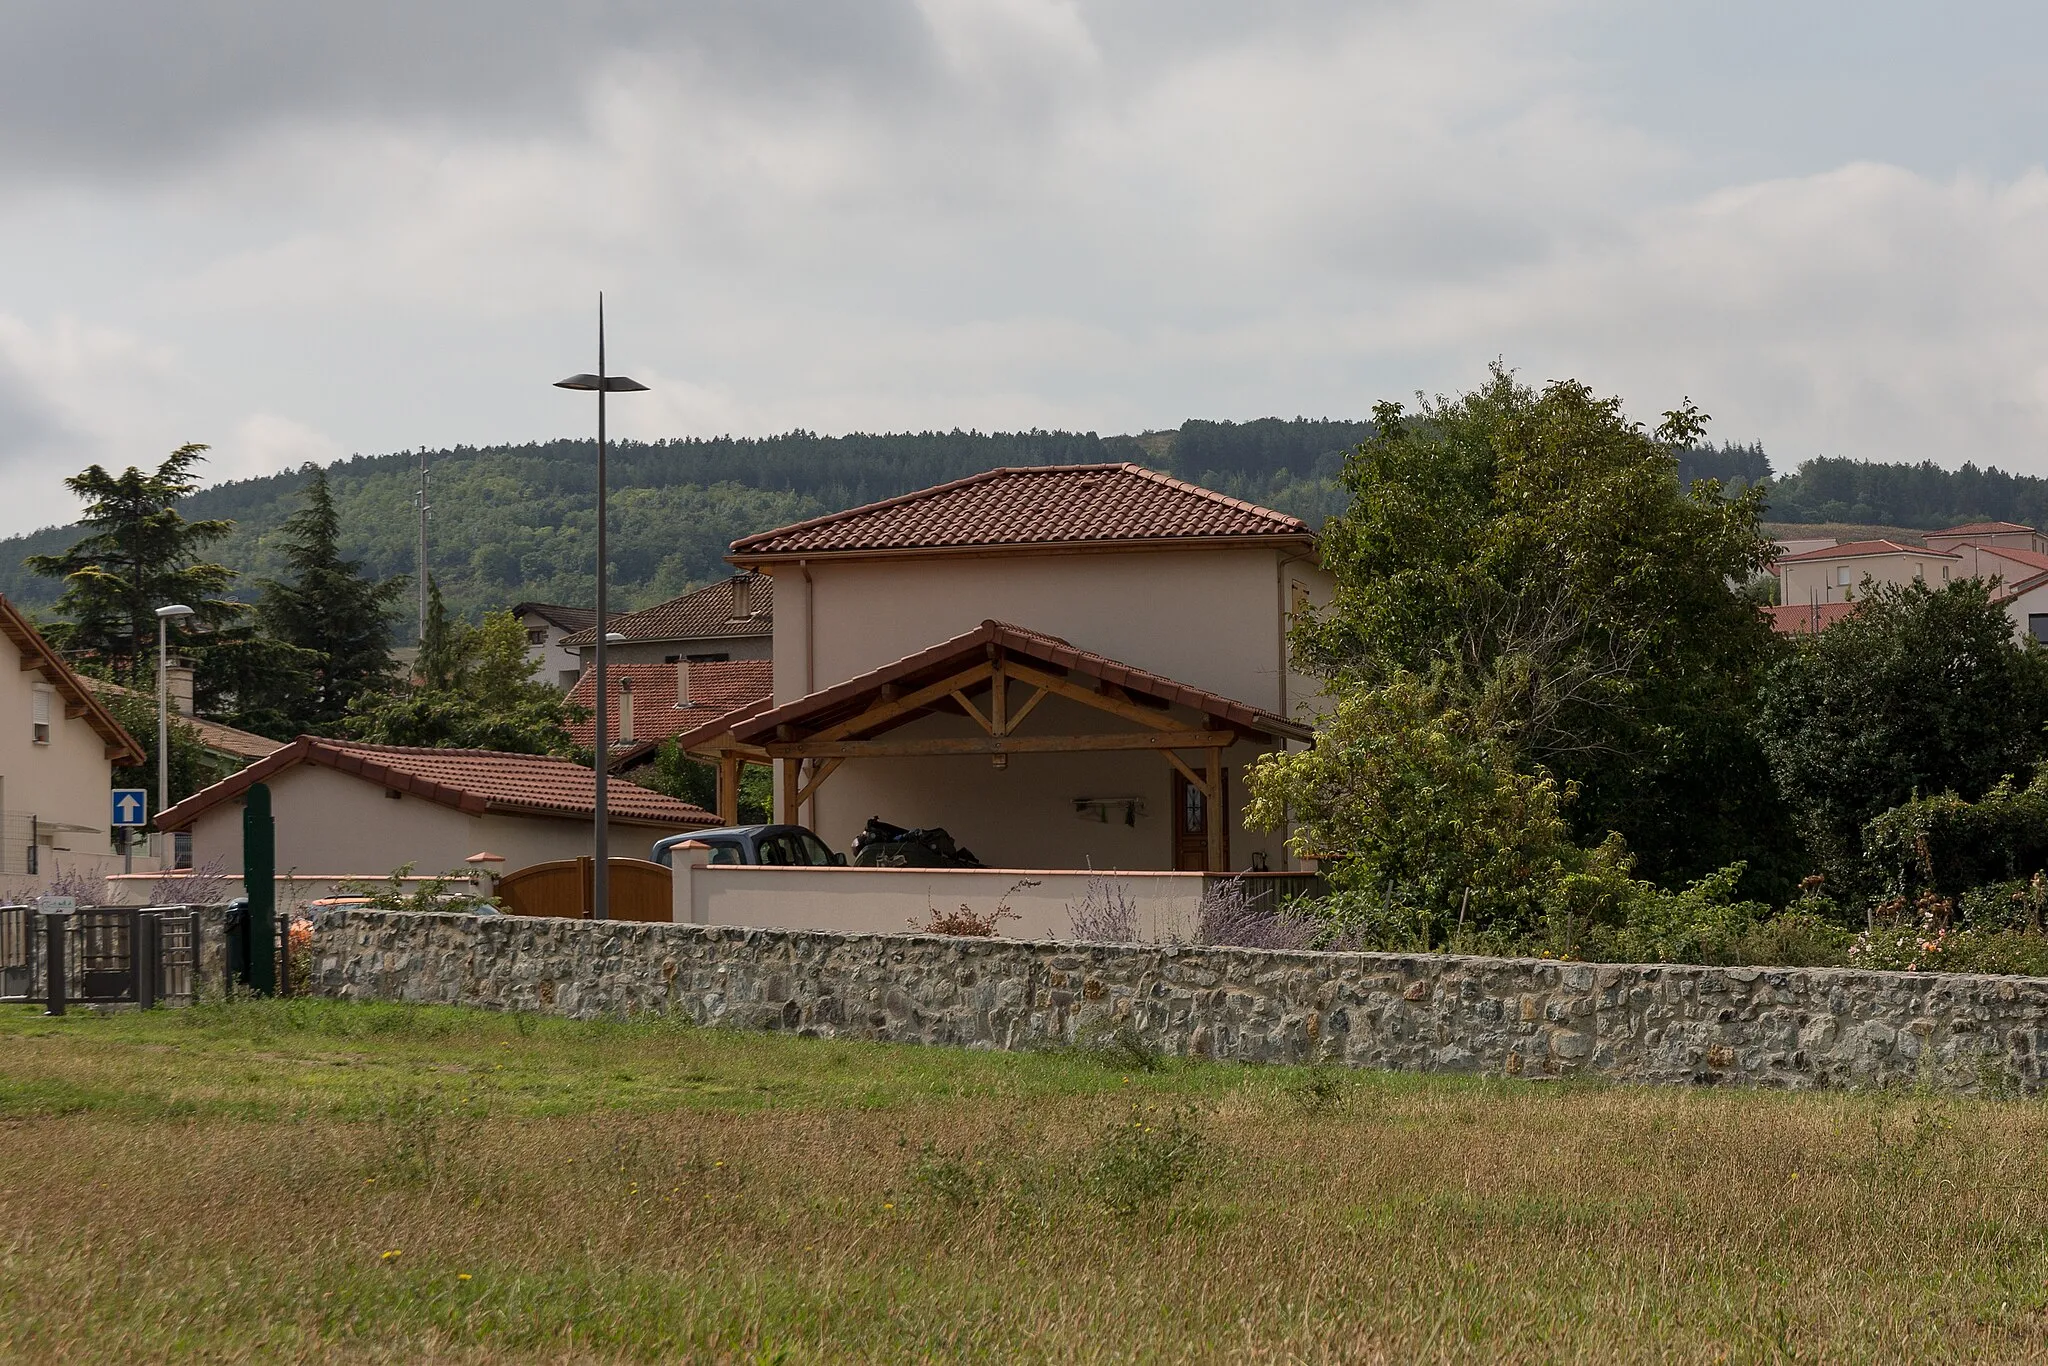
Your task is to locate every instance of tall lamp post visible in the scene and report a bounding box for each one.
[554,295,647,920]
[154,604,195,857]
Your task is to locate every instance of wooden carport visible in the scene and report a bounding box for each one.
[723,620,1310,871]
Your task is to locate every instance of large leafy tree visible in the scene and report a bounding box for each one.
[345,586,580,754]
[1754,578,2048,885]
[26,444,239,685]
[256,466,405,733]
[1284,366,1798,898]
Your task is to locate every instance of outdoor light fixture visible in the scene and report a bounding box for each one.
[154,604,196,831]
[554,295,647,921]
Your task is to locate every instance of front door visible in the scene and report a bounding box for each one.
[1171,767,1227,871]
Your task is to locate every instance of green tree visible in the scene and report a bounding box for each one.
[635,740,771,823]
[26,444,239,685]
[345,597,581,754]
[1754,578,2048,885]
[95,688,235,810]
[255,465,405,732]
[1291,366,1797,897]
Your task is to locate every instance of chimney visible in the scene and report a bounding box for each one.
[166,657,195,717]
[731,575,751,619]
[674,658,692,706]
[617,676,634,743]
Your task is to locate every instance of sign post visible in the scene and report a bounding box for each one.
[242,782,276,996]
[112,789,146,877]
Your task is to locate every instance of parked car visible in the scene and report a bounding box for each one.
[650,824,846,868]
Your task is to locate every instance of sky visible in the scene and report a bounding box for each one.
[2,0,2046,535]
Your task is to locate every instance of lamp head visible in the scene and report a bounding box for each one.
[554,374,649,393]
[155,604,196,619]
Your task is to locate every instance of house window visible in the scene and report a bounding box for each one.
[30,686,50,744]
[526,628,548,646]
[2031,615,2048,644]
[1836,567,1853,586]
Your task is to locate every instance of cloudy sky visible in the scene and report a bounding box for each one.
[2,0,2045,533]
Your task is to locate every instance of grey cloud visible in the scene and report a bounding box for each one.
[0,0,941,176]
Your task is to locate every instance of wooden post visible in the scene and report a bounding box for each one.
[780,757,801,826]
[718,753,740,825]
[1204,748,1225,874]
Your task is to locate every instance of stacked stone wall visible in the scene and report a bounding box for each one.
[307,908,2048,1094]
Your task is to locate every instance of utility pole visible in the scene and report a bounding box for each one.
[416,448,431,645]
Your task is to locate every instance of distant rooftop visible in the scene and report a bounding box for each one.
[560,575,770,648]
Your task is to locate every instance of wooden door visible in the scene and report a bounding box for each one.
[1171,767,1227,872]
[498,857,673,921]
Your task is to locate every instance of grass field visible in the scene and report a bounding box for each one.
[5,1000,2048,1363]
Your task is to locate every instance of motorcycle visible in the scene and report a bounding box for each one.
[851,816,984,868]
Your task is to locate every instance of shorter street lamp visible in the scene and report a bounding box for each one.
[154,604,195,848]
[555,295,647,920]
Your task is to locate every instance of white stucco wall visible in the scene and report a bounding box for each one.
[0,631,133,901]
[764,546,1332,719]
[1779,551,1954,606]
[183,764,702,877]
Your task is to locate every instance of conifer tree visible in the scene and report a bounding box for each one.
[256,466,405,732]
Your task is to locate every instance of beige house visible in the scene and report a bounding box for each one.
[1774,524,2048,643]
[513,603,597,689]
[559,574,772,670]
[0,595,146,900]
[683,463,1333,873]
[152,737,716,883]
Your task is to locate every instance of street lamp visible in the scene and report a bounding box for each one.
[154,604,195,847]
[555,294,647,920]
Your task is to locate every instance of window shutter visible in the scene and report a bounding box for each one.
[31,687,50,743]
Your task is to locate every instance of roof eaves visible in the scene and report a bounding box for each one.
[0,596,146,765]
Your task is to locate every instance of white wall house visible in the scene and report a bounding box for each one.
[0,595,146,901]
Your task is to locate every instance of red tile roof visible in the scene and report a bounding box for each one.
[1773,539,1954,564]
[733,619,1310,746]
[155,737,717,832]
[560,575,770,648]
[1765,602,1859,635]
[1968,545,2048,574]
[565,661,775,750]
[512,602,598,633]
[0,595,144,764]
[1927,521,2037,538]
[728,464,1312,561]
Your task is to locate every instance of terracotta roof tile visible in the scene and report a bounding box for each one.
[79,676,286,762]
[1765,602,1859,635]
[1969,545,2048,574]
[513,602,598,633]
[1774,539,1953,563]
[1927,521,2037,538]
[565,660,775,749]
[157,737,716,832]
[560,575,771,647]
[728,464,1311,560]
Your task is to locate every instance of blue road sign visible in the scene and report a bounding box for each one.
[112,789,148,828]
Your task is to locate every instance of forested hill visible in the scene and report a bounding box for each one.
[0,419,1371,620]
[5,419,2035,622]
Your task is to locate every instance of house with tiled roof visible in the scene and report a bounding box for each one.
[512,602,598,689]
[566,659,774,766]
[697,463,1332,872]
[153,737,715,885]
[558,574,771,673]
[0,595,146,900]
[1772,525,2048,643]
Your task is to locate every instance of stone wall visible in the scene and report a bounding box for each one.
[307,908,2048,1095]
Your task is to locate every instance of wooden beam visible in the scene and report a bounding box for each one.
[780,757,800,825]
[1160,748,1202,788]
[1004,685,1049,735]
[64,702,87,720]
[795,757,842,808]
[717,753,740,825]
[990,660,1008,736]
[1204,747,1226,874]
[765,729,1237,759]
[1003,662,1187,732]
[950,689,994,734]
[804,661,995,743]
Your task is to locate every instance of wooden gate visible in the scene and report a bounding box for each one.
[496,857,673,922]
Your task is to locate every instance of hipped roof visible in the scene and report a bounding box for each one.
[156,737,717,832]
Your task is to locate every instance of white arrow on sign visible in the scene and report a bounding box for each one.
[113,791,146,826]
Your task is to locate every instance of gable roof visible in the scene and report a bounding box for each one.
[559,575,771,648]
[155,737,717,832]
[733,619,1310,746]
[565,660,776,750]
[77,676,284,763]
[1773,539,1956,564]
[1970,544,2048,574]
[1927,521,2037,538]
[512,602,597,633]
[727,464,1313,562]
[0,596,145,764]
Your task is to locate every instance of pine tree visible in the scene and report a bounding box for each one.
[26,444,238,685]
[255,466,405,732]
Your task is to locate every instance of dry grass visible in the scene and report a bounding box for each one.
[5,1001,2048,1362]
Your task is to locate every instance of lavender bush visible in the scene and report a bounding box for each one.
[1065,874,1141,943]
[149,858,234,907]
[1195,877,1321,951]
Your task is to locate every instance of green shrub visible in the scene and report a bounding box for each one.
[1088,1102,1209,1215]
